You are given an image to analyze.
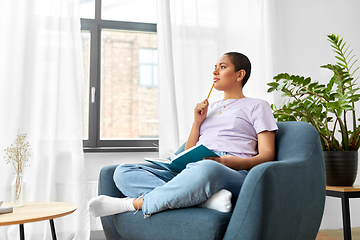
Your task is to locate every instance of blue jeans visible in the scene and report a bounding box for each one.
[113,153,248,215]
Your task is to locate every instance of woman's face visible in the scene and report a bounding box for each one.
[213,55,241,91]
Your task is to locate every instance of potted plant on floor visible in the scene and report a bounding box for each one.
[267,34,360,186]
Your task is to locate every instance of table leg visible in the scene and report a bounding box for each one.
[19,224,24,240]
[49,219,57,240]
[341,195,352,240]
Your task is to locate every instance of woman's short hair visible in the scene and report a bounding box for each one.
[224,52,251,87]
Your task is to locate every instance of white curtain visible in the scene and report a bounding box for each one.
[0,0,90,239]
[157,0,275,157]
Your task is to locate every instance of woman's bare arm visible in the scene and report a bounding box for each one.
[205,130,276,171]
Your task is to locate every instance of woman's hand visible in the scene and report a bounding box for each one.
[185,99,209,150]
[194,99,209,125]
[205,155,249,170]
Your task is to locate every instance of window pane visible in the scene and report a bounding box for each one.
[139,48,153,64]
[139,65,153,86]
[139,48,157,87]
[100,30,158,139]
[80,0,95,19]
[81,31,91,140]
[102,0,157,23]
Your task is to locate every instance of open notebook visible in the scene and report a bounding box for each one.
[144,144,219,173]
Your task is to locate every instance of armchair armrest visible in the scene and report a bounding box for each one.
[98,165,125,198]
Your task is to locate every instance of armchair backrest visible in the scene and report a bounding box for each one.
[275,121,322,162]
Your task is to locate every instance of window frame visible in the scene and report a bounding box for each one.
[81,0,158,152]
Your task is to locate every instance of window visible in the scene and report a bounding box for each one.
[81,0,158,151]
[139,48,158,87]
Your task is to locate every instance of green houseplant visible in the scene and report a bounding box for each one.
[267,34,360,186]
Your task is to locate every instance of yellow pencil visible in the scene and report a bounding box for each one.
[206,83,214,100]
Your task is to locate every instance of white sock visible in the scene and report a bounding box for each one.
[88,195,136,217]
[199,189,232,212]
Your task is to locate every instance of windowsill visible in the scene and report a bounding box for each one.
[83,146,158,153]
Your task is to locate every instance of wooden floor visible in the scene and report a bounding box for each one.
[316,227,360,240]
[316,232,341,240]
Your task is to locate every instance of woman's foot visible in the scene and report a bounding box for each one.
[88,195,136,217]
[199,189,232,212]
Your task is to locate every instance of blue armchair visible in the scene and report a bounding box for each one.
[98,121,326,240]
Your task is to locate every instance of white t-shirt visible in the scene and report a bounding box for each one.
[196,98,278,158]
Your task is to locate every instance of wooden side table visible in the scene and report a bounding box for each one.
[326,185,360,240]
[0,202,77,240]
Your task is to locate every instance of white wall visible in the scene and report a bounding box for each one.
[271,0,360,86]
[271,0,360,230]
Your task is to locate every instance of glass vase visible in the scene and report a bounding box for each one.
[11,172,26,207]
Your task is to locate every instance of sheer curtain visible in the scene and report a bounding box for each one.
[157,0,275,157]
[0,0,89,239]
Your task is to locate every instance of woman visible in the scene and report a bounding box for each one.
[88,52,278,218]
